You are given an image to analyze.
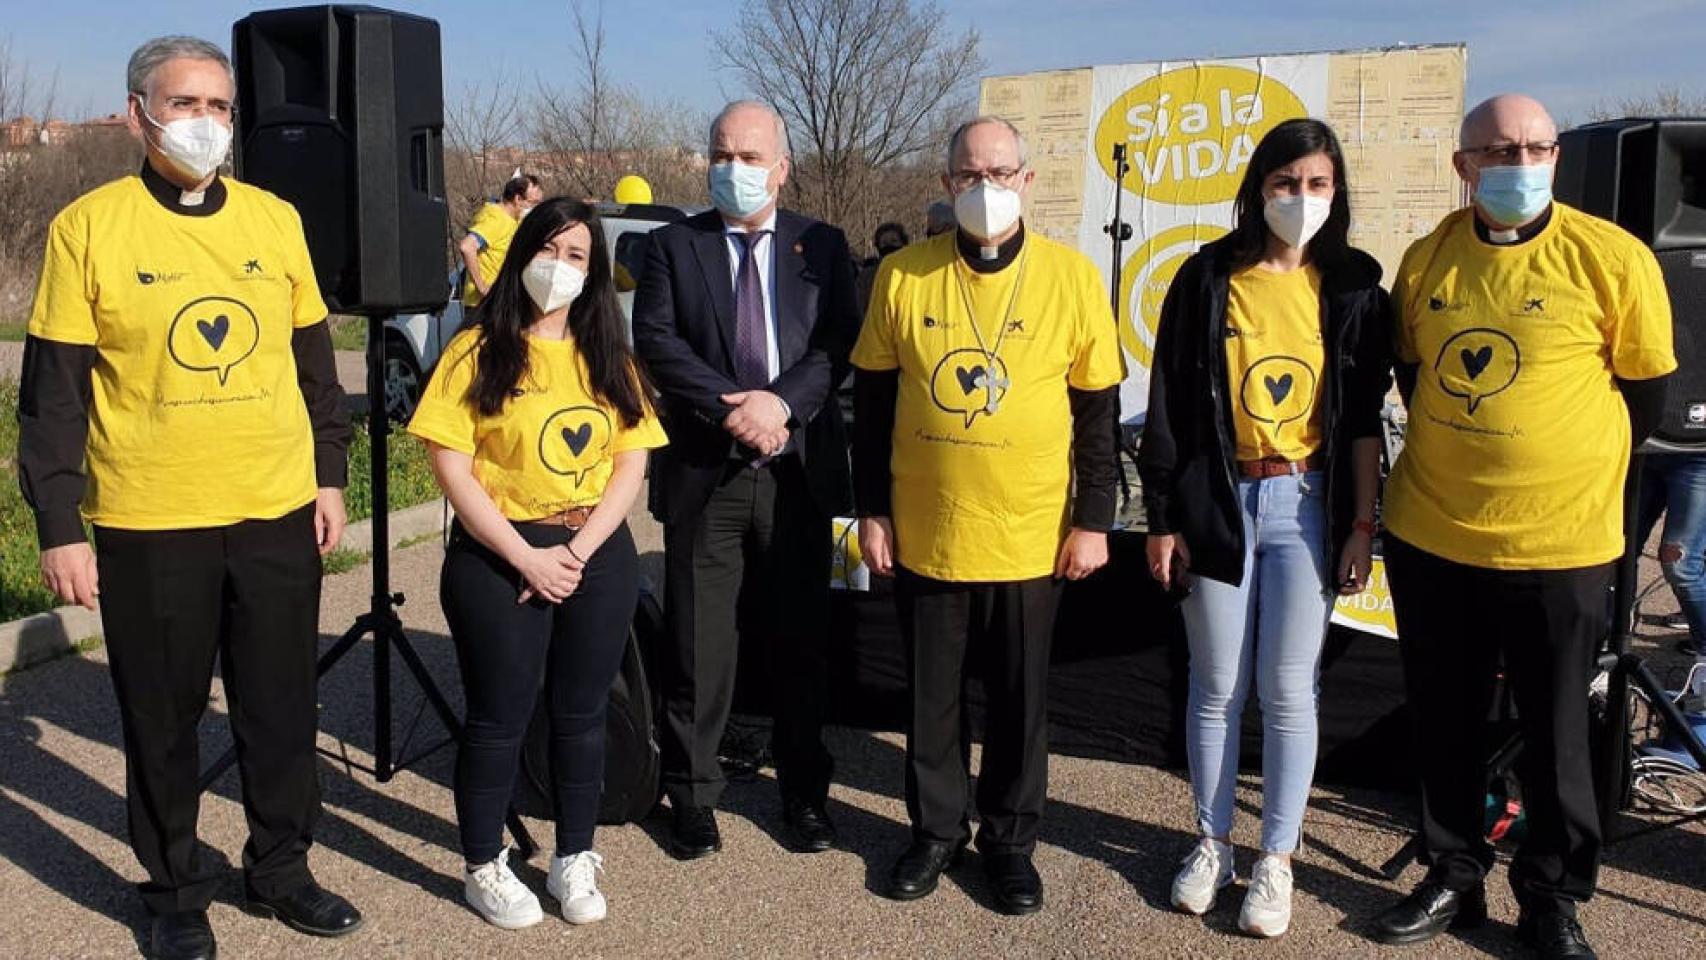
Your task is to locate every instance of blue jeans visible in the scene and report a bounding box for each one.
[1637,453,1706,648]
[1180,472,1331,853]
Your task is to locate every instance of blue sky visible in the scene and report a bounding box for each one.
[7,0,1703,126]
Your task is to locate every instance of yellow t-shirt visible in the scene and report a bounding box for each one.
[850,232,1126,582]
[27,175,326,531]
[1225,264,1325,461]
[1385,204,1676,569]
[461,202,521,307]
[407,328,668,520]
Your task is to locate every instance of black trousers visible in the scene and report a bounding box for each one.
[660,458,833,809]
[1384,536,1609,917]
[895,566,1062,855]
[93,504,322,916]
[440,520,637,864]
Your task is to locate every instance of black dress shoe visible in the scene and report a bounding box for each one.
[1369,881,1486,945]
[984,852,1044,916]
[1519,912,1598,959]
[783,797,836,853]
[671,805,722,860]
[245,882,363,938]
[151,910,216,960]
[887,839,966,901]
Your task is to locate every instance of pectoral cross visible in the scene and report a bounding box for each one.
[972,369,1010,415]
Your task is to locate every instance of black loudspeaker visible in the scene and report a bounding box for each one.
[1652,248,1706,449]
[1556,118,1706,250]
[1557,118,1706,450]
[233,5,447,314]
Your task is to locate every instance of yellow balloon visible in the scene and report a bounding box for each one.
[613,174,653,205]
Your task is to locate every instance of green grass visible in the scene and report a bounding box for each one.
[1,379,63,622]
[345,414,440,522]
[327,315,367,352]
[322,547,371,576]
[0,392,441,623]
[0,321,25,342]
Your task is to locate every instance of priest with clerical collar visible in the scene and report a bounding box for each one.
[18,33,361,960]
[850,115,1125,916]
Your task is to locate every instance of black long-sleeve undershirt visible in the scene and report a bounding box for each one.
[18,325,349,549]
[852,368,1119,530]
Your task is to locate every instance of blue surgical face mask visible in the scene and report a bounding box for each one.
[709,160,776,219]
[1475,163,1554,226]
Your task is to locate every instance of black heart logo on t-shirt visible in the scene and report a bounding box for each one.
[562,423,593,457]
[1264,373,1293,405]
[197,315,230,351]
[1461,345,1493,380]
[954,364,985,395]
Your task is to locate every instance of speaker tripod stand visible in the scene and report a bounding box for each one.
[198,315,537,859]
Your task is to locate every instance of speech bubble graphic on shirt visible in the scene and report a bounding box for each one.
[1434,328,1521,415]
[538,406,613,487]
[1238,356,1317,434]
[928,348,1011,429]
[167,296,260,386]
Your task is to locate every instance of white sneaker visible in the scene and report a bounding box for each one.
[1171,838,1236,915]
[464,849,543,929]
[547,850,607,924]
[1238,854,1294,938]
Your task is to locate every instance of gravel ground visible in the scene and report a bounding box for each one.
[1,512,1703,958]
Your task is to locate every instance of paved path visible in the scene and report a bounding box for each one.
[1,525,1703,958]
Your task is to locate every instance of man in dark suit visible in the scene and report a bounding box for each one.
[633,100,857,859]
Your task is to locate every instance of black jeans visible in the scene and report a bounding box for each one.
[660,459,834,809]
[441,519,638,864]
[1385,536,1609,917]
[894,566,1062,855]
[94,504,323,915]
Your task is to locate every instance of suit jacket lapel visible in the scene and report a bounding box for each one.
[690,222,738,368]
[771,213,809,368]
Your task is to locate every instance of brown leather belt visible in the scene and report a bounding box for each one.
[1235,455,1323,479]
[534,505,595,529]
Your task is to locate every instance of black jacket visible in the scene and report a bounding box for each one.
[1137,236,1393,586]
[632,208,858,526]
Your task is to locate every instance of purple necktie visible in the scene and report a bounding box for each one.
[733,230,771,389]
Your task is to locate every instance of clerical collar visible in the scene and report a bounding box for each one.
[1474,203,1551,246]
[140,161,226,216]
[956,223,1025,274]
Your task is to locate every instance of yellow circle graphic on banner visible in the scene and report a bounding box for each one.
[1119,223,1229,368]
[1095,65,1309,205]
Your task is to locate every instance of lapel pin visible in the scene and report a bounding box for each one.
[793,242,804,255]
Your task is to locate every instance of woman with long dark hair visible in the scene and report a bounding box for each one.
[1137,118,1391,937]
[408,198,666,930]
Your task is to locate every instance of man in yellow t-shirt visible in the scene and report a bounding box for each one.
[1370,95,1675,959]
[458,173,543,307]
[852,116,1124,915]
[16,36,362,958]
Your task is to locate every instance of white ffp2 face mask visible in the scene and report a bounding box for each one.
[137,101,233,182]
[522,257,587,314]
[1263,194,1333,249]
[953,181,1024,241]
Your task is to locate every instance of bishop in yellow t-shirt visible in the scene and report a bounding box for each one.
[1385,202,1675,569]
[851,228,1126,581]
[26,170,334,532]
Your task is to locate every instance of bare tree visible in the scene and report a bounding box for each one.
[1584,86,1706,124]
[444,68,527,231]
[711,0,981,247]
[532,1,708,205]
[0,39,125,326]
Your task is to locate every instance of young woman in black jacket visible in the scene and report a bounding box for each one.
[1136,118,1392,938]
